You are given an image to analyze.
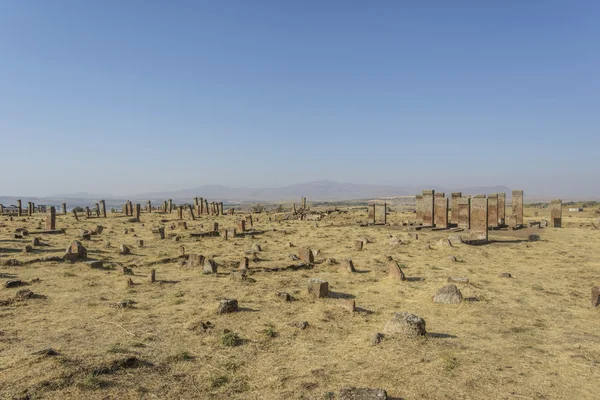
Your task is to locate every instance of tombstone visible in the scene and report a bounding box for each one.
[203,199,209,215]
[512,190,524,226]
[64,240,87,262]
[550,199,562,228]
[17,200,22,217]
[94,203,100,217]
[219,202,224,215]
[383,202,387,225]
[487,194,499,228]
[187,205,195,220]
[152,226,165,239]
[134,204,141,220]
[422,190,435,226]
[434,195,448,228]
[369,204,376,223]
[457,197,471,229]
[222,229,228,240]
[497,193,506,225]
[592,286,600,308]
[302,197,307,209]
[237,219,246,232]
[45,206,56,231]
[150,269,156,283]
[163,201,168,213]
[354,240,363,251]
[228,208,234,215]
[147,201,152,213]
[450,192,461,226]
[62,203,67,215]
[212,222,218,232]
[85,207,91,218]
[470,196,488,242]
[415,194,424,224]
[245,215,253,227]
[0,204,3,215]
[72,210,79,221]
[299,247,314,264]
[506,214,518,229]
[292,203,296,214]
[177,206,183,220]
[307,278,328,298]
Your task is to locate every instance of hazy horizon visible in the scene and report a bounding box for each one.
[1,2,598,198]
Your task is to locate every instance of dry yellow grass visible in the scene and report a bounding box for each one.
[1,204,600,399]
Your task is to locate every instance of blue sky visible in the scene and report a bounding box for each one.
[1,1,599,197]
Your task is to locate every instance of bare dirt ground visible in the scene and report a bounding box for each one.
[1,204,599,399]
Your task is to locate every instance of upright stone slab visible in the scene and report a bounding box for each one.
[27,202,33,216]
[512,190,524,226]
[383,202,387,225]
[458,198,471,228]
[487,194,498,228]
[422,190,435,226]
[17,200,22,217]
[415,194,424,224]
[134,204,141,220]
[434,195,448,228]
[550,199,562,228]
[168,199,173,214]
[188,205,196,220]
[46,206,56,231]
[450,192,461,226]
[470,196,488,242]
[85,207,91,218]
[147,201,152,213]
[497,193,506,225]
[302,197,307,209]
[98,200,106,218]
[177,206,183,220]
[62,203,67,215]
[245,215,253,227]
[203,200,209,215]
[237,219,246,232]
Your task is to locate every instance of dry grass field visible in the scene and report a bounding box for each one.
[1,202,600,399]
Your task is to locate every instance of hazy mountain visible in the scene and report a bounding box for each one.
[134,181,514,202]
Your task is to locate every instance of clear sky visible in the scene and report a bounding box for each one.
[1,1,599,197]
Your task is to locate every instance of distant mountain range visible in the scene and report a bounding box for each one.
[134,181,514,202]
[7,181,575,208]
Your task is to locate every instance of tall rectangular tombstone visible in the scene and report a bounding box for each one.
[434,196,448,228]
[458,197,471,228]
[46,206,56,231]
[415,194,424,225]
[487,194,498,228]
[497,193,506,225]
[550,199,562,228]
[470,196,488,242]
[450,192,461,225]
[512,190,524,226]
[422,190,435,226]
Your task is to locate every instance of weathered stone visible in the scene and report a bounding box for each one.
[382,312,426,336]
[422,190,435,226]
[298,247,314,264]
[498,272,512,278]
[550,199,562,228]
[529,234,541,242]
[31,237,40,246]
[448,277,469,283]
[487,194,499,228]
[136,239,144,247]
[458,197,471,229]
[217,299,238,314]
[23,245,32,253]
[354,240,363,251]
[119,244,131,255]
[94,225,104,234]
[45,206,56,231]
[341,259,356,273]
[79,230,92,240]
[338,387,388,400]
[239,257,249,270]
[152,226,165,239]
[307,278,329,298]
[188,254,205,268]
[203,258,217,274]
[434,195,448,228]
[469,196,488,242]
[251,243,262,252]
[388,262,406,281]
[5,280,26,288]
[289,321,309,330]
[275,292,292,301]
[592,286,600,307]
[370,333,384,346]
[87,260,103,269]
[15,289,34,300]
[338,299,356,312]
[512,190,524,226]
[433,284,462,304]
[64,240,87,262]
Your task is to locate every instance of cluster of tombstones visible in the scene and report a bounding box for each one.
[415,190,562,241]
